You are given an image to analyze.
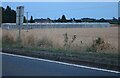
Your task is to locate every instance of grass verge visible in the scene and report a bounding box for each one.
[2,42,119,71]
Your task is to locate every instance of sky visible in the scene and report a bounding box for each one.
[1,0,120,2]
[2,2,118,19]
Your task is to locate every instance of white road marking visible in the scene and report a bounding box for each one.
[1,52,120,74]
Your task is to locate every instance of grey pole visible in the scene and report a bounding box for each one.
[26,12,28,31]
[18,7,21,42]
[16,6,24,44]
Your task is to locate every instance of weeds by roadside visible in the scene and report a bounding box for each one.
[63,32,77,49]
[86,37,116,53]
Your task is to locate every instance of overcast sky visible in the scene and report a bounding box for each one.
[2,2,118,19]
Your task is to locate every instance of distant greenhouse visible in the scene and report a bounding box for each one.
[2,22,111,29]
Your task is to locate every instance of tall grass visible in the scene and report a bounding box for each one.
[2,31,15,44]
[22,34,35,46]
[37,36,53,48]
[2,27,118,53]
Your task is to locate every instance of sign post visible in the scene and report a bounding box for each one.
[0,7,2,27]
[16,6,24,42]
[26,12,28,32]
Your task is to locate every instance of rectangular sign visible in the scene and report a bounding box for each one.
[16,6,24,25]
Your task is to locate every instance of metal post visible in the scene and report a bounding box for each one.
[26,12,28,32]
[16,6,24,44]
[18,7,21,42]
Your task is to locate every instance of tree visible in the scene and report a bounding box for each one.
[112,17,117,21]
[70,18,73,22]
[118,17,120,21]
[61,15,67,22]
[5,6,16,23]
[58,18,61,22]
[23,16,27,23]
[29,16,35,23]
[5,6,12,23]
[11,10,16,23]
[2,7,5,23]
[2,6,16,23]
[47,18,50,21]
[99,18,106,22]
[73,18,75,21]
[47,18,51,23]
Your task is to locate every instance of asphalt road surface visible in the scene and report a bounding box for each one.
[2,53,119,76]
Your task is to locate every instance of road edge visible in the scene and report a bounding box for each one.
[1,52,120,74]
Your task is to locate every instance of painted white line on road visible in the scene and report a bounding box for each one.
[1,52,120,74]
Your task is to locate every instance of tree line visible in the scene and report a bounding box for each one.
[0,6,120,24]
[52,15,120,24]
[1,6,35,23]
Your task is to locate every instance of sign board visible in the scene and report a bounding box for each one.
[16,6,24,25]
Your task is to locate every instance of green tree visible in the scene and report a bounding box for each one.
[58,18,61,22]
[29,16,35,23]
[5,6,12,23]
[11,10,16,23]
[2,6,16,23]
[61,15,67,22]
[118,17,120,23]
[23,16,27,23]
[2,7,5,23]
[99,18,106,22]
[112,17,117,21]
[47,18,51,23]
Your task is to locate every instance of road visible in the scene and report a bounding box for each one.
[2,53,119,76]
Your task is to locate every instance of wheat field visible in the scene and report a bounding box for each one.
[2,27,118,53]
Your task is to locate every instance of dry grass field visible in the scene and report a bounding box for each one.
[2,27,118,53]
[2,27,120,70]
